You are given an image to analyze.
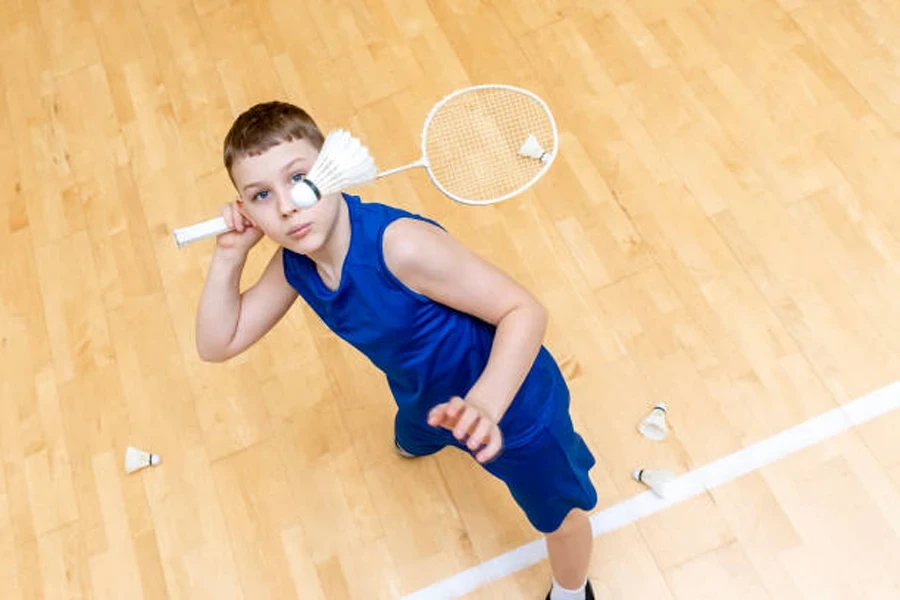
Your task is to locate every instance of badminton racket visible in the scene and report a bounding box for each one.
[173,84,558,247]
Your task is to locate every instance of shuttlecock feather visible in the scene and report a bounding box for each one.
[290,129,378,209]
[633,467,674,498]
[638,402,669,441]
[125,446,160,474]
[518,134,550,163]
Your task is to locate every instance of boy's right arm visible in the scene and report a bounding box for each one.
[195,203,298,362]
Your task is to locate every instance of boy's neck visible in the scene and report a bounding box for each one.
[307,194,351,288]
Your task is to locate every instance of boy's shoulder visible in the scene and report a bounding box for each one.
[349,193,445,235]
[351,193,411,216]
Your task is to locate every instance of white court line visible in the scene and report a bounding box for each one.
[401,380,900,599]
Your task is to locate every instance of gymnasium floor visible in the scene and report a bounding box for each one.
[3,0,900,598]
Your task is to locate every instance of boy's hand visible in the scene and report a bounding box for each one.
[217,199,263,252]
[428,396,503,463]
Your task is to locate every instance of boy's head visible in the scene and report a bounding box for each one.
[224,101,343,255]
[223,101,324,181]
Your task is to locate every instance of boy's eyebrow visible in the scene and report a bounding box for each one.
[241,157,308,192]
[281,157,307,173]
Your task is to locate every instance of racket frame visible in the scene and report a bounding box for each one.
[373,83,559,205]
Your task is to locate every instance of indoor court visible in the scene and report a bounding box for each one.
[4,0,900,598]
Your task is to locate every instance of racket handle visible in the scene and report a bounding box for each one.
[172,216,231,248]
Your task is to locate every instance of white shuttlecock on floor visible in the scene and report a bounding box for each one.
[125,446,160,474]
[518,134,551,163]
[633,467,674,498]
[290,129,378,209]
[638,402,669,441]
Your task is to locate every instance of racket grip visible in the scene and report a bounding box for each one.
[172,216,231,248]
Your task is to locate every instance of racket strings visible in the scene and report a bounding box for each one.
[424,88,555,204]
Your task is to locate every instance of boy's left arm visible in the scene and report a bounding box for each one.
[383,218,549,463]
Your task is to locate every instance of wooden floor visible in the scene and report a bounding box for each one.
[4,0,900,597]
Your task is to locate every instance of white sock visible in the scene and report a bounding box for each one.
[550,578,586,600]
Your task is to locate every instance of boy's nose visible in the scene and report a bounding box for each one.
[276,189,298,216]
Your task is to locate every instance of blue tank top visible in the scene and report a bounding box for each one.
[282,194,565,446]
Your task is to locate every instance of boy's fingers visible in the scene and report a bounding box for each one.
[446,396,465,418]
[452,406,479,440]
[476,430,503,463]
[237,203,255,227]
[467,418,492,451]
[427,403,446,426]
[428,403,456,428]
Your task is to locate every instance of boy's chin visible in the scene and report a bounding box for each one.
[280,233,324,255]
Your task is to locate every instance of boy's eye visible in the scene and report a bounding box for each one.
[291,173,306,183]
[254,190,270,201]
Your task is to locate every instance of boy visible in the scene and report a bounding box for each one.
[196,101,597,599]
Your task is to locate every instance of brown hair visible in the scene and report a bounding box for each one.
[223,101,325,178]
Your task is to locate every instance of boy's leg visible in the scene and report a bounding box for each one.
[546,509,592,588]
[465,403,598,595]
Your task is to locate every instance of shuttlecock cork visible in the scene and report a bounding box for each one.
[518,134,551,163]
[633,467,674,498]
[291,129,378,209]
[638,402,669,441]
[124,446,160,474]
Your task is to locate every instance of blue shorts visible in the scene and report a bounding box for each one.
[395,393,598,534]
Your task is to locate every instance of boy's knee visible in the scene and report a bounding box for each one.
[545,509,588,539]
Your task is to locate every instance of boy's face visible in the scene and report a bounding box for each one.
[230,138,342,254]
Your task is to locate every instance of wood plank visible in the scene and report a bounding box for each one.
[4,0,900,597]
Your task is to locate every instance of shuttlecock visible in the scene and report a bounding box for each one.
[518,134,551,164]
[633,467,674,498]
[290,129,378,209]
[638,402,669,441]
[124,446,160,474]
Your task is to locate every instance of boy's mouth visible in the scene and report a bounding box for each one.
[287,223,312,238]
